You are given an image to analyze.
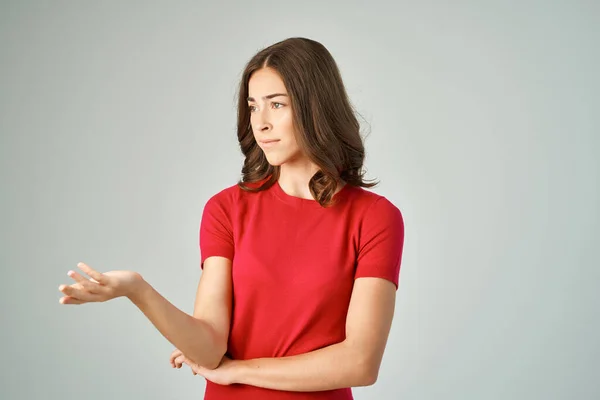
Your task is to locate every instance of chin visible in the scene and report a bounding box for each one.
[264,155,287,167]
[263,150,302,167]
[266,159,285,167]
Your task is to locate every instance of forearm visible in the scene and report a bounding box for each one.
[236,341,375,392]
[128,278,225,369]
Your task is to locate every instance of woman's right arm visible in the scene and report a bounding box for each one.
[127,256,232,370]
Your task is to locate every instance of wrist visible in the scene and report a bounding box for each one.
[232,359,250,385]
[126,274,151,303]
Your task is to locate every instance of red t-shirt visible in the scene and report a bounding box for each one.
[199,180,404,400]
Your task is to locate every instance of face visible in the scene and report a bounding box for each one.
[247,67,305,166]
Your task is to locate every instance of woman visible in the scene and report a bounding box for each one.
[58,37,405,400]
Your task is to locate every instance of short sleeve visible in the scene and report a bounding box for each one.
[355,197,405,289]
[199,193,235,268]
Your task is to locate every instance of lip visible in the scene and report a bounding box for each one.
[259,139,280,148]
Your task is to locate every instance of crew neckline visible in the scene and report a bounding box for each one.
[272,180,351,208]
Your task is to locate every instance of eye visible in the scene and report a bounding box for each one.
[248,104,257,112]
[272,102,285,109]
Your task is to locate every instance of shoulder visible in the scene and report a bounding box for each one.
[344,186,404,231]
[346,185,402,215]
[206,183,241,204]
[204,180,266,210]
[200,184,239,219]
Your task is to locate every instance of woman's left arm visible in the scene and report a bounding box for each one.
[186,277,396,392]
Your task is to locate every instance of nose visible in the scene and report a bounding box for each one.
[258,122,272,131]
[253,108,272,132]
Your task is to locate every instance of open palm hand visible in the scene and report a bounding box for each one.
[58,262,143,305]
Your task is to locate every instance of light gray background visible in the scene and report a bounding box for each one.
[1,1,598,399]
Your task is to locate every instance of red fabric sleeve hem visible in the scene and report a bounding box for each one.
[354,272,399,290]
[200,247,234,269]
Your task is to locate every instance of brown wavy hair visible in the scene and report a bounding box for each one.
[236,37,377,207]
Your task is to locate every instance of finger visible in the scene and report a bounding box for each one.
[58,284,101,302]
[67,271,102,293]
[175,355,188,368]
[67,270,88,283]
[66,282,85,291]
[59,296,85,305]
[170,348,182,358]
[76,262,108,285]
[174,355,183,368]
[178,356,188,368]
[170,349,182,366]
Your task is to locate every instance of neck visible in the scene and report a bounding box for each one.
[277,160,344,200]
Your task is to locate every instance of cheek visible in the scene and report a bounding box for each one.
[249,115,258,134]
[281,111,294,129]
[277,110,296,141]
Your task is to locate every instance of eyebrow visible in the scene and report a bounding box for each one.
[247,93,288,102]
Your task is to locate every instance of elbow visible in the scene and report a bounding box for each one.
[203,343,228,370]
[200,357,222,370]
[357,365,379,387]
[190,346,226,370]
[352,354,380,387]
[188,335,228,370]
[344,342,382,387]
